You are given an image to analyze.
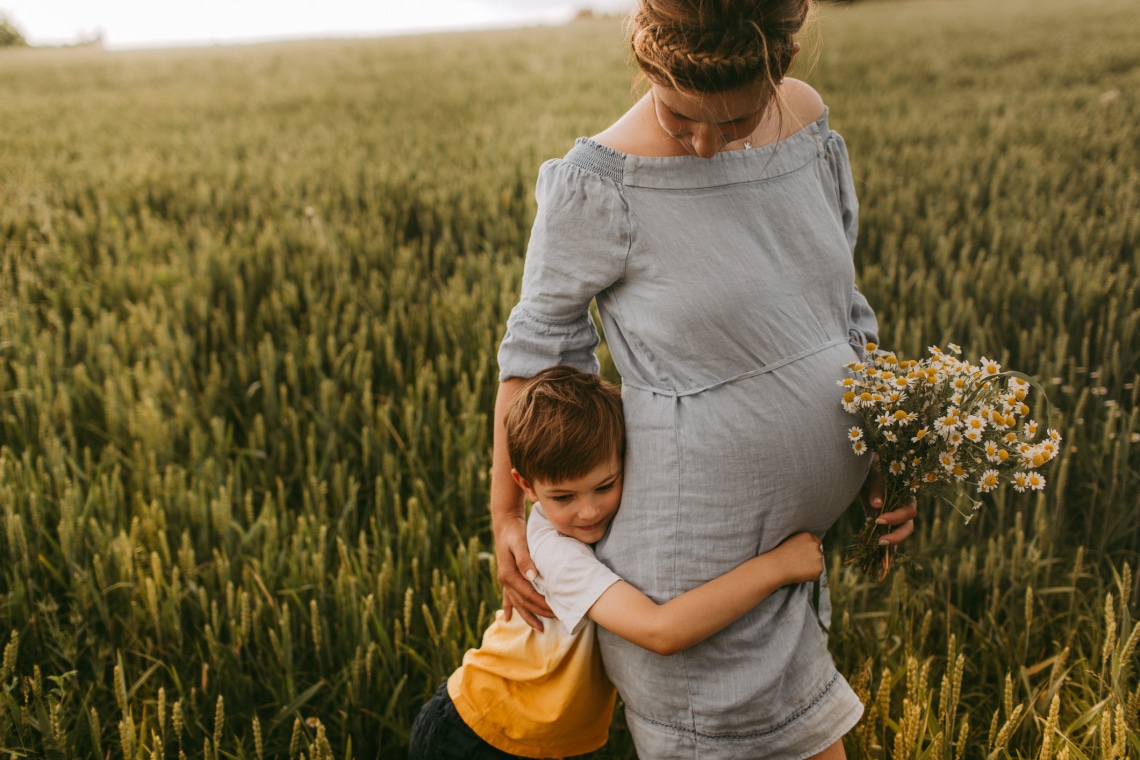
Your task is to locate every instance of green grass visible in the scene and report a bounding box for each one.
[0,0,1138,757]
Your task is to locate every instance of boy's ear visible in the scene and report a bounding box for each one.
[510,469,539,502]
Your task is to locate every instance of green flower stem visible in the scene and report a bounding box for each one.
[848,476,912,582]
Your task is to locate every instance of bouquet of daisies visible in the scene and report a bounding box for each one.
[842,343,1061,580]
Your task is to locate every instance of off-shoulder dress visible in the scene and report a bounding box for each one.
[498,109,875,759]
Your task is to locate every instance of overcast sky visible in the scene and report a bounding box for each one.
[1,0,634,49]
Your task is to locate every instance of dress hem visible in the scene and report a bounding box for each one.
[622,669,864,758]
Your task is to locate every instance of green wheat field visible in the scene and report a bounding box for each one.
[1,0,1138,756]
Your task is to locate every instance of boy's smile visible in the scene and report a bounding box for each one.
[512,458,623,544]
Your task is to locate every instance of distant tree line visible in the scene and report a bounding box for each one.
[1,13,28,47]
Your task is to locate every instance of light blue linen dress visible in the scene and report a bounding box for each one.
[498,110,876,759]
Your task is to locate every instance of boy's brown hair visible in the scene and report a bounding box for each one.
[505,366,624,484]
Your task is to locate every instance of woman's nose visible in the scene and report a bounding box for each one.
[690,125,723,159]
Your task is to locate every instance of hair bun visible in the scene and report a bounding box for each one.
[629,0,810,93]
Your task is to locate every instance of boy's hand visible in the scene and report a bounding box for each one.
[495,517,554,630]
[772,532,826,585]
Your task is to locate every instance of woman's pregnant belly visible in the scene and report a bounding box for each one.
[597,341,867,600]
[592,342,867,739]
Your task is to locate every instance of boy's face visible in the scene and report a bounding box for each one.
[512,458,623,544]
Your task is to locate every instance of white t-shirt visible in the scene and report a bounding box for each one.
[527,502,621,633]
[446,502,621,758]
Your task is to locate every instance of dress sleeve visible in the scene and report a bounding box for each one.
[498,158,631,380]
[825,130,879,349]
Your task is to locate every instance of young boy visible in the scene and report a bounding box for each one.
[409,366,826,759]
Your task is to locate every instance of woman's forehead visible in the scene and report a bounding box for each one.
[652,83,766,122]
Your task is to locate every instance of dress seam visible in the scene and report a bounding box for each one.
[621,338,848,397]
[670,395,699,743]
[512,304,594,329]
[565,111,828,190]
[620,151,820,190]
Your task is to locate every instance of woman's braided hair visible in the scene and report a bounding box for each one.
[629,0,811,93]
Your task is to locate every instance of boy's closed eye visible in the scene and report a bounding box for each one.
[549,477,618,501]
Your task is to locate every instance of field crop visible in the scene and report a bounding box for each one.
[0,0,1137,757]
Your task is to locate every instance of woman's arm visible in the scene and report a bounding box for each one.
[491,378,554,630]
[586,532,823,656]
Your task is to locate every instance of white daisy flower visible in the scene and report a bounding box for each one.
[934,413,960,437]
[977,469,1000,493]
[1013,472,1029,493]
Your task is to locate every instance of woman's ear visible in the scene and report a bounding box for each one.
[778,42,801,84]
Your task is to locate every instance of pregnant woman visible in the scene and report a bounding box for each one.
[491,1,915,756]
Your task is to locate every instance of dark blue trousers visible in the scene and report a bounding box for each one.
[408,682,525,760]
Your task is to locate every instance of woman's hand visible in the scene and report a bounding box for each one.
[490,378,554,631]
[860,452,916,544]
[494,515,554,631]
[861,453,916,577]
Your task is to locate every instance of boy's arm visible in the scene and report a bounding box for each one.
[586,532,822,656]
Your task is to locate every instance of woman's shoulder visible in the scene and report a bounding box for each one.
[781,78,825,121]
[757,78,827,144]
[589,94,675,157]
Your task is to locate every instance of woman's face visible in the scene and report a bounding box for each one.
[650,82,769,159]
